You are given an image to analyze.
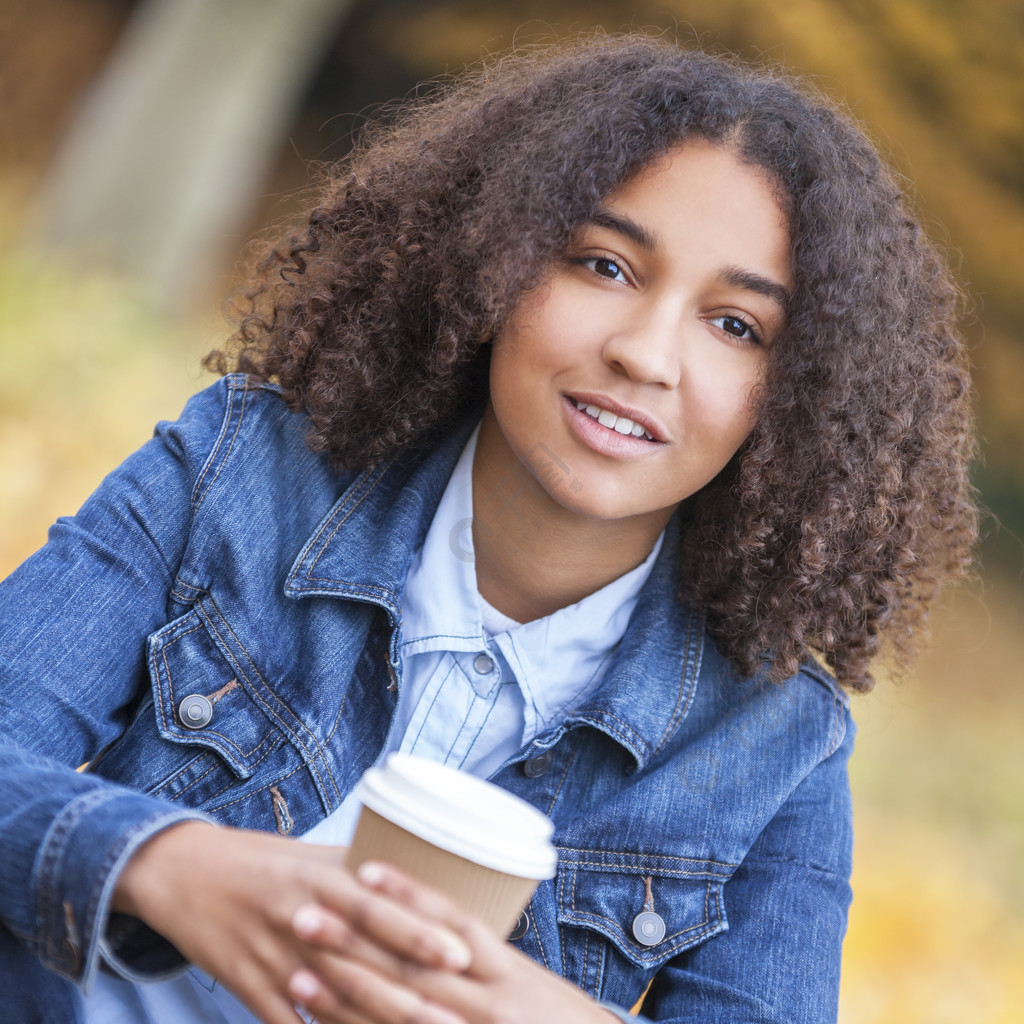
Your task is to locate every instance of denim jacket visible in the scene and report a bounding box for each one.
[0,375,854,1023]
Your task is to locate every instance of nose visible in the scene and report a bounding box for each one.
[601,301,682,389]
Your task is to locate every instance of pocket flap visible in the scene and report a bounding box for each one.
[147,607,282,778]
[556,848,733,969]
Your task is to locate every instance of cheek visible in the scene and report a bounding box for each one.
[696,375,762,446]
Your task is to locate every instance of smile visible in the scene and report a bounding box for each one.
[572,400,656,441]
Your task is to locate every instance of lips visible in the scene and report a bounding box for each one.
[572,400,655,440]
[566,392,667,444]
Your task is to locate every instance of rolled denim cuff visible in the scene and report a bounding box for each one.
[33,788,210,990]
[99,915,190,985]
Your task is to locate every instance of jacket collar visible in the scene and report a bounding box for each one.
[560,517,704,770]
[284,419,475,621]
[285,420,702,768]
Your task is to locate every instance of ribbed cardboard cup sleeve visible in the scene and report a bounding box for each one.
[346,807,541,938]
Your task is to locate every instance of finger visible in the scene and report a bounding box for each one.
[355,862,469,930]
[217,958,310,1024]
[289,965,467,1024]
[314,871,471,971]
[293,903,412,979]
[355,864,506,979]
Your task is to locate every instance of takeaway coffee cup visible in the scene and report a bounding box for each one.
[346,754,557,937]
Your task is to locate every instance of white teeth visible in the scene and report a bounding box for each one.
[573,400,655,441]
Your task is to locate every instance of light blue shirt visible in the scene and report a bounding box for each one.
[80,423,662,1023]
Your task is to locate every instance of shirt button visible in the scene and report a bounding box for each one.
[632,911,666,946]
[178,694,213,729]
[473,652,495,674]
[522,750,553,778]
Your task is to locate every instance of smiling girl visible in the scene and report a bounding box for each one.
[0,33,976,1024]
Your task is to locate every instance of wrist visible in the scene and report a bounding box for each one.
[111,820,218,917]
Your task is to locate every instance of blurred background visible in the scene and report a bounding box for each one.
[0,1,1021,1020]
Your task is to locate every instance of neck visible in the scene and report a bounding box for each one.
[470,414,671,623]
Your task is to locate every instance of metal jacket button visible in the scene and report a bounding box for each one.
[632,911,666,946]
[473,652,494,674]
[522,750,553,778]
[179,694,213,729]
[509,912,530,940]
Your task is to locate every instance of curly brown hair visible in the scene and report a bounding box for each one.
[209,32,977,692]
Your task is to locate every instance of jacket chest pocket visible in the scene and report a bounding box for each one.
[92,603,292,808]
[147,605,285,776]
[554,850,733,1006]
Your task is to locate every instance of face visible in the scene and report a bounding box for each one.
[478,140,793,532]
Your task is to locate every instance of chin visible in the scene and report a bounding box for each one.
[543,482,655,524]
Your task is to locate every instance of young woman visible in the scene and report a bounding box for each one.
[0,33,976,1024]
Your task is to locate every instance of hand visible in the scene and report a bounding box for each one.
[112,822,472,1024]
[289,860,622,1024]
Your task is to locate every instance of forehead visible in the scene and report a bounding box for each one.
[591,141,794,291]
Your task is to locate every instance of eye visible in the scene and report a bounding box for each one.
[573,255,630,284]
[709,314,763,346]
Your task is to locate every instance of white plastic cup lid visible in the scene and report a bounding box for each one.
[355,754,557,879]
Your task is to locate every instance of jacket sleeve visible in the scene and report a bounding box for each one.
[629,714,855,1024]
[0,378,241,988]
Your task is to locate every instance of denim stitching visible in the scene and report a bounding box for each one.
[559,860,736,877]
[36,788,124,966]
[558,867,719,968]
[577,710,646,757]
[196,600,339,803]
[556,849,738,873]
[301,465,384,561]
[190,379,236,507]
[193,379,248,512]
[194,383,247,511]
[170,581,203,605]
[150,752,212,797]
[287,461,392,586]
[205,759,309,815]
[652,608,704,756]
[591,933,607,998]
[154,738,281,806]
[157,622,276,765]
[528,904,550,970]
[567,908,717,950]
[83,810,205,984]
[542,733,581,817]
[562,869,574,978]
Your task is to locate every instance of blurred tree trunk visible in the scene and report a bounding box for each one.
[32,0,353,310]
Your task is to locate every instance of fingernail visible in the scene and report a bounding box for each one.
[440,931,472,970]
[292,905,322,939]
[289,970,320,1003]
[356,861,386,886]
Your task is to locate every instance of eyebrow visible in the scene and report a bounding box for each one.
[720,265,791,312]
[589,208,658,252]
